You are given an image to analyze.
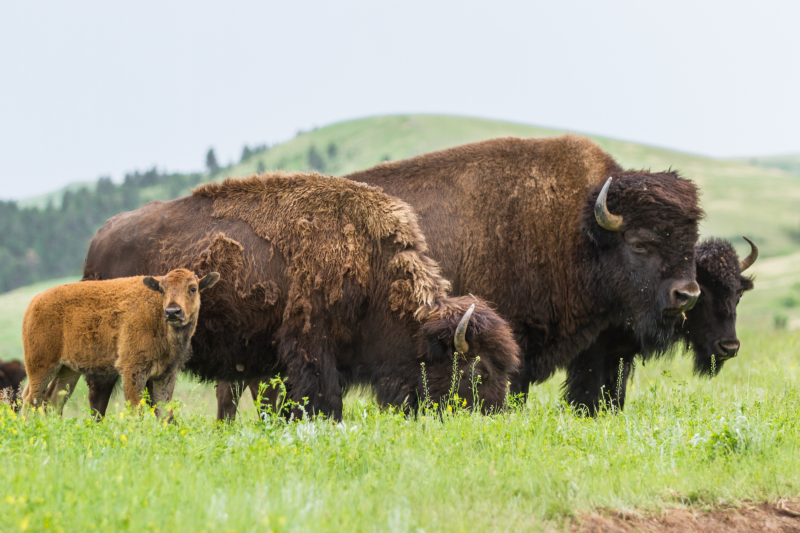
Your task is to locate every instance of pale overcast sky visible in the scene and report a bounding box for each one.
[1,1,798,200]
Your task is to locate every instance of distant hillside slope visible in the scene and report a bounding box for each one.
[13,114,800,265]
[730,154,800,176]
[220,115,800,260]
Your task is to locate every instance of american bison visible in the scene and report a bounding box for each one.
[0,359,26,410]
[82,173,520,420]
[22,268,219,417]
[344,134,704,398]
[564,237,757,413]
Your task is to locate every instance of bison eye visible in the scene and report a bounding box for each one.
[630,242,647,254]
[190,287,197,293]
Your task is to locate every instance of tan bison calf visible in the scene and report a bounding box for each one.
[21,268,219,416]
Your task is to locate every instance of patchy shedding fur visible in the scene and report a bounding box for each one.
[194,173,449,331]
[22,269,218,418]
[82,173,520,421]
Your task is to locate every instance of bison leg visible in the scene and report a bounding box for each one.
[150,371,178,421]
[46,366,82,416]
[280,334,343,421]
[84,375,119,419]
[121,368,149,409]
[248,377,282,417]
[21,363,59,415]
[216,380,246,422]
[563,328,637,415]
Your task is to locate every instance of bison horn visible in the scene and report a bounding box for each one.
[454,303,475,355]
[740,236,758,272]
[594,177,624,232]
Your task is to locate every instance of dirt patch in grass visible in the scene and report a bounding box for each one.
[572,499,800,532]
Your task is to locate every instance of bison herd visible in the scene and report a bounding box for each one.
[9,134,756,421]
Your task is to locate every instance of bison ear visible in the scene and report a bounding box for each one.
[199,272,220,291]
[143,277,161,292]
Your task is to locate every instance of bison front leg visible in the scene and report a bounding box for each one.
[150,370,179,421]
[564,338,636,415]
[216,380,246,422]
[121,368,149,410]
[84,375,119,419]
[279,332,342,421]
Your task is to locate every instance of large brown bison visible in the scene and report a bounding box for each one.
[344,135,704,397]
[82,173,520,420]
[564,237,757,414]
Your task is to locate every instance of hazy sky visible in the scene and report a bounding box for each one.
[1,1,798,200]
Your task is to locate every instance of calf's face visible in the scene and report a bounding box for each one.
[143,269,220,327]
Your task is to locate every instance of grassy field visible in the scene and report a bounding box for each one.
[2,275,800,531]
[1,328,800,532]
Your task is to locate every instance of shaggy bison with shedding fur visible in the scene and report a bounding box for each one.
[82,173,520,420]
[565,237,757,414]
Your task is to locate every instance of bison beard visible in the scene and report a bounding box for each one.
[82,173,520,420]
[564,237,756,414]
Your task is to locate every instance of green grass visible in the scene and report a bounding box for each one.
[2,329,800,532]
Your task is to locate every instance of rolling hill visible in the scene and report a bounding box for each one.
[4,114,799,337]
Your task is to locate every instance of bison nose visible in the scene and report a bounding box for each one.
[716,339,740,359]
[165,307,184,321]
[670,281,700,311]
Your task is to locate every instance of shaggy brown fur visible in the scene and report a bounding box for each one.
[22,269,219,417]
[0,360,26,410]
[344,134,704,394]
[82,173,520,420]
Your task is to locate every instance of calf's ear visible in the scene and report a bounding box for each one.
[199,272,221,291]
[143,277,161,292]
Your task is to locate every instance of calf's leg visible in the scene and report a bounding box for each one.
[47,366,82,416]
[150,370,178,421]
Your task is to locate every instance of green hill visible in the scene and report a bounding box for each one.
[729,154,800,176]
[217,114,800,260]
[17,181,98,209]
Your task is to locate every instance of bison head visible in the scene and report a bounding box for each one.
[416,297,520,413]
[683,237,756,376]
[143,268,220,328]
[583,172,704,356]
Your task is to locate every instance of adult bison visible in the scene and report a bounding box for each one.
[564,237,757,414]
[344,134,703,396]
[82,173,520,420]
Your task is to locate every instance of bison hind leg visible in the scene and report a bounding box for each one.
[21,362,60,415]
[47,366,82,416]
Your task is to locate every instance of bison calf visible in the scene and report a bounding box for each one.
[22,268,219,416]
